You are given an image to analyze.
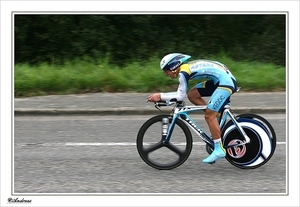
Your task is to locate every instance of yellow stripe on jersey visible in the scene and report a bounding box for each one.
[179,64,191,75]
[218,87,233,94]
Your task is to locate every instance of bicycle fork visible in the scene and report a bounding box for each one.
[161,115,187,144]
[161,117,173,144]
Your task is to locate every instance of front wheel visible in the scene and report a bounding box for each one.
[136,115,193,170]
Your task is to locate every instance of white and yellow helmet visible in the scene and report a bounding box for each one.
[160,53,191,71]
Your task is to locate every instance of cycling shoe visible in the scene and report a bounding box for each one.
[202,149,226,164]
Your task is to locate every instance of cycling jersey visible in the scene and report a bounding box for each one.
[160,59,238,112]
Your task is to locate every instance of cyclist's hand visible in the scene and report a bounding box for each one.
[147,93,161,102]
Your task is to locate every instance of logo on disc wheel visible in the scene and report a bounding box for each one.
[227,139,246,158]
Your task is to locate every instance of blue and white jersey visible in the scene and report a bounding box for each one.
[160,60,237,102]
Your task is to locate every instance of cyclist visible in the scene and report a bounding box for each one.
[147,53,238,164]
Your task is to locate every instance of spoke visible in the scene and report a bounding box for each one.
[143,141,164,154]
[165,142,184,156]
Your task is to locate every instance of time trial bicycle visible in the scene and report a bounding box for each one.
[136,89,276,170]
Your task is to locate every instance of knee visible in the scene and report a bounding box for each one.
[204,113,212,122]
[205,110,217,122]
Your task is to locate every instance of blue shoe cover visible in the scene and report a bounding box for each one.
[203,149,226,164]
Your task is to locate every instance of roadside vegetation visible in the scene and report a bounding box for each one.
[14,53,286,98]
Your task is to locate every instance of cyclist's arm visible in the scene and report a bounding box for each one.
[160,73,188,102]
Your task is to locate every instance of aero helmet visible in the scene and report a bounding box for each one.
[160,53,191,71]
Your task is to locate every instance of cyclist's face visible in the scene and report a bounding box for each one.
[164,69,176,79]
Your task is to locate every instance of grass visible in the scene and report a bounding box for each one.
[14,54,286,97]
[213,53,286,91]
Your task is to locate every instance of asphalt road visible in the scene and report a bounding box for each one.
[14,114,286,195]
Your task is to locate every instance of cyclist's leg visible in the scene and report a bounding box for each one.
[205,109,221,139]
[203,88,231,163]
[187,80,216,106]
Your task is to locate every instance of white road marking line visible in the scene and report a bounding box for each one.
[65,142,286,146]
[16,141,286,147]
[65,142,204,146]
[65,142,137,146]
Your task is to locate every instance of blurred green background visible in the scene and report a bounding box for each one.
[14,15,286,97]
